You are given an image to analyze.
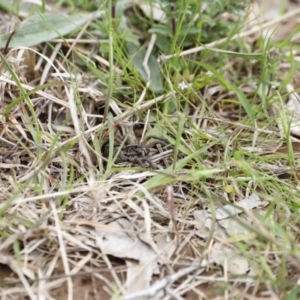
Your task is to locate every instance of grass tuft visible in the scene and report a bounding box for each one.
[0,0,300,299]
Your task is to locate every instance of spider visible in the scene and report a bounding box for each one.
[102,135,170,169]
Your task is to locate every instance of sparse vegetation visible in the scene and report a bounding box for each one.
[0,0,300,299]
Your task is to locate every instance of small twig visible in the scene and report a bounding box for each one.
[51,202,73,300]
[2,29,17,55]
[136,34,157,105]
[169,0,176,36]
[166,185,179,237]
[122,262,202,300]
[158,6,300,61]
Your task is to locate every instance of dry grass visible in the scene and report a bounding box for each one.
[0,1,300,299]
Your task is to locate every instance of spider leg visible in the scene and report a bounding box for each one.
[127,157,145,168]
[142,135,170,148]
[145,157,157,169]
[156,143,170,168]
[114,148,127,163]
[135,157,146,168]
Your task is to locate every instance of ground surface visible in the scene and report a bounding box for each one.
[0,0,300,299]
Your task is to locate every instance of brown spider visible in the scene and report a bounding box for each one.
[102,135,170,169]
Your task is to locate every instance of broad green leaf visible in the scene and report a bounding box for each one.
[0,0,12,13]
[0,0,47,16]
[0,11,104,48]
[127,42,163,93]
[282,287,299,300]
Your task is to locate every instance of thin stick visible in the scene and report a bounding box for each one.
[159,6,300,61]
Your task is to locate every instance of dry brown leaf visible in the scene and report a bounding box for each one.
[95,218,160,295]
[209,243,253,275]
[215,194,262,220]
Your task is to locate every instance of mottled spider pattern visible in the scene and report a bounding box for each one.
[102,135,171,169]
